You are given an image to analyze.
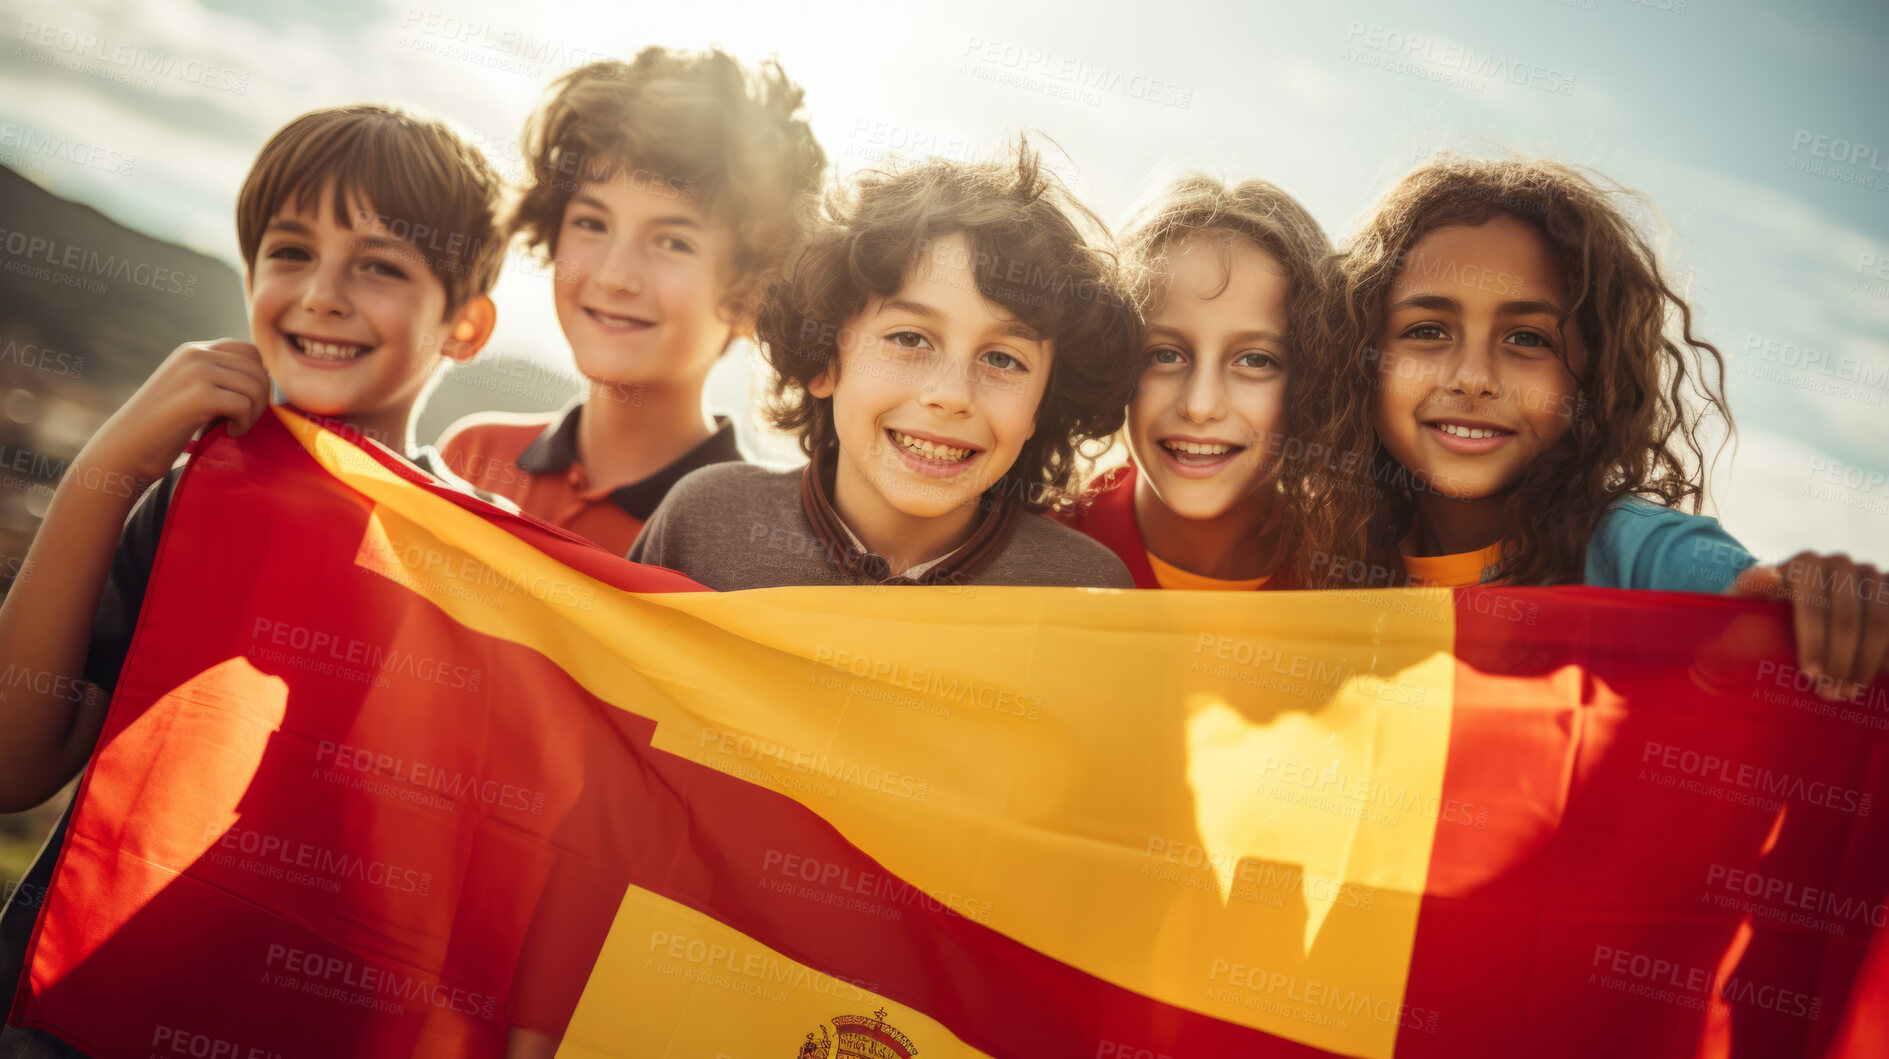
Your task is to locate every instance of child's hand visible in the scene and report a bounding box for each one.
[1728,552,1889,701]
[81,340,272,485]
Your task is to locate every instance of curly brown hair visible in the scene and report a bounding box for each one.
[509,47,827,324]
[1117,175,1336,587]
[237,103,504,313]
[1316,156,1732,586]
[756,144,1137,513]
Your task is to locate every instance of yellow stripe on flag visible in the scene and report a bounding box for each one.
[556,885,994,1059]
[281,410,1458,1058]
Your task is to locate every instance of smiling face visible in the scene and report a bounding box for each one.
[246,183,488,441]
[1129,236,1292,523]
[809,231,1053,543]
[1372,214,1585,503]
[552,172,737,390]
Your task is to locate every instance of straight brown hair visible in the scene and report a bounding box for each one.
[236,103,505,313]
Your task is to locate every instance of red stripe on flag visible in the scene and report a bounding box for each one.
[1401,587,1889,1058]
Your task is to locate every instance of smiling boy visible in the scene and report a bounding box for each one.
[630,150,1136,589]
[439,48,827,555]
[0,103,505,1057]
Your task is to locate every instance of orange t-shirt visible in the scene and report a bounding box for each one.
[1400,540,1505,587]
[1054,465,1277,590]
[1145,551,1270,591]
[439,402,744,556]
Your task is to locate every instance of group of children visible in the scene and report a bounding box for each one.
[2,42,1886,1056]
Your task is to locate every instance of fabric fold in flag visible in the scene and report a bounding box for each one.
[8,408,1886,1058]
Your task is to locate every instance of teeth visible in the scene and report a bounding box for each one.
[295,337,366,361]
[590,309,642,327]
[1163,441,1234,456]
[891,430,973,462]
[1437,423,1504,440]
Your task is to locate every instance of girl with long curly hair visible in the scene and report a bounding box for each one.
[1319,156,1887,699]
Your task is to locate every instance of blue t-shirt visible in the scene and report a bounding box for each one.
[1583,495,1757,593]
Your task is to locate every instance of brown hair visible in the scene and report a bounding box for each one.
[1118,175,1336,587]
[236,103,504,313]
[510,47,827,324]
[1318,155,1732,586]
[756,144,1137,513]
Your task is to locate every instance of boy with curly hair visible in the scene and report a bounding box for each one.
[441,47,827,555]
[631,147,1136,589]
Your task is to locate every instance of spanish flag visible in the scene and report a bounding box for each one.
[8,409,1887,1057]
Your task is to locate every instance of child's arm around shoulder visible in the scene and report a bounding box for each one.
[0,339,270,810]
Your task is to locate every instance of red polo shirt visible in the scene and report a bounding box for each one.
[439,401,745,556]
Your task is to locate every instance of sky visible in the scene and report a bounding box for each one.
[2,0,1885,563]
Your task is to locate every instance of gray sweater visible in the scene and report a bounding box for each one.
[628,463,1133,590]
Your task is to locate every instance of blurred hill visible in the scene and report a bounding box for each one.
[0,165,250,594]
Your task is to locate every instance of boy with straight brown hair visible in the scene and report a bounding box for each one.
[0,103,507,1057]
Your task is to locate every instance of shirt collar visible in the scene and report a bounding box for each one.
[799,451,1019,585]
[513,398,586,474]
[828,516,953,581]
[1399,526,1507,586]
[515,400,746,520]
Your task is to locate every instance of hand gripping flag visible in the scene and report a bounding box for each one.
[9,408,1888,1057]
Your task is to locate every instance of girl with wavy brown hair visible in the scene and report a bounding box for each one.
[1318,155,1887,700]
[1056,175,1340,590]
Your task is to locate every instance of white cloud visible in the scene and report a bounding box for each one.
[1718,428,1888,565]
